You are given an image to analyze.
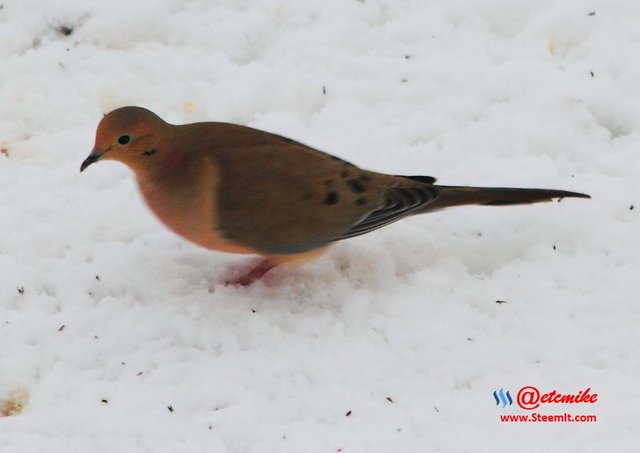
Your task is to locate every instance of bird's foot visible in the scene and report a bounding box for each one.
[225,259,277,287]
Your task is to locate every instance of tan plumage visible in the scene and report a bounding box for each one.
[81,106,589,285]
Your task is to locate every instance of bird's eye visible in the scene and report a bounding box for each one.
[117,135,132,145]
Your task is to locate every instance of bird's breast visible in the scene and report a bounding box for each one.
[134,157,255,256]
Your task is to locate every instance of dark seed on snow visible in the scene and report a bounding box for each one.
[57,25,74,36]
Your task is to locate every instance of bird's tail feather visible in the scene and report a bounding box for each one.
[424,185,590,211]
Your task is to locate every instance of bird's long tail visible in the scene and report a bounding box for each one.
[424,185,590,211]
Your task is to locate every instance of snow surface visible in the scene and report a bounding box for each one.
[1,0,638,451]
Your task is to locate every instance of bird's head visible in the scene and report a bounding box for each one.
[81,106,169,172]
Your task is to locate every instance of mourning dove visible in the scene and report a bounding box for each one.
[81,106,589,285]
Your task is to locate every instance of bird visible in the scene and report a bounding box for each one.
[81,106,589,285]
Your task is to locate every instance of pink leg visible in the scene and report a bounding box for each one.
[226,259,277,287]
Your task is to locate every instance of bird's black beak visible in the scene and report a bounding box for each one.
[80,150,103,172]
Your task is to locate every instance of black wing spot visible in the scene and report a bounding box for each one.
[355,197,368,206]
[324,191,339,205]
[396,175,437,184]
[346,179,366,193]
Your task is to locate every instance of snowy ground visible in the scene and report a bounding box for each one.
[1,0,639,451]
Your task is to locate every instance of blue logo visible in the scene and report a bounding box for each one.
[493,388,513,407]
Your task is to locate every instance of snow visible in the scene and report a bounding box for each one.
[1,0,638,451]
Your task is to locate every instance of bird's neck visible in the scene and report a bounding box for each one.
[158,149,187,178]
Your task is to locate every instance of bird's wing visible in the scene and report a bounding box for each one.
[208,124,440,256]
